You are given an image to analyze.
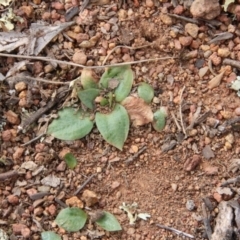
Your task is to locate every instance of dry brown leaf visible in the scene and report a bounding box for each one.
[208,71,224,89]
[121,96,153,126]
[202,162,218,175]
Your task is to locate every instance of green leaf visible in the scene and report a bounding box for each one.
[55,207,87,232]
[47,108,93,140]
[99,65,133,102]
[152,107,168,132]
[137,82,154,104]
[77,88,100,110]
[64,153,77,169]
[96,212,122,232]
[81,69,98,89]
[96,104,129,150]
[41,231,62,240]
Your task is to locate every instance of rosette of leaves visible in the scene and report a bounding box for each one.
[47,66,133,150]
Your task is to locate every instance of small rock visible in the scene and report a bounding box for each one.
[7,195,19,205]
[186,200,195,211]
[225,133,234,144]
[179,36,193,46]
[171,183,178,191]
[41,175,60,187]
[130,145,138,153]
[185,23,199,38]
[72,51,87,65]
[47,204,57,216]
[202,145,215,159]
[215,187,234,201]
[12,224,27,234]
[1,130,12,142]
[34,207,44,216]
[4,110,20,125]
[111,181,120,190]
[235,107,240,116]
[173,5,184,14]
[81,190,98,207]
[190,0,221,20]
[21,227,31,238]
[217,48,231,58]
[160,13,173,25]
[146,0,154,7]
[184,155,201,171]
[213,192,222,202]
[26,188,38,198]
[56,161,67,172]
[66,196,84,208]
[220,110,232,119]
[209,52,221,66]
[199,67,209,78]
[15,82,27,92]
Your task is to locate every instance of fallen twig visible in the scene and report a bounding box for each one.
[74,173,96,195]
[156,223,195,239]
[18,85,69,131]
[221,175,240,187]
[102,43,154,65]
[202,202,212,240]
[167,13,199,24]
[0,170,18,181]
[179,86,187,137]
[125,145,147,164]
[170,111,182,131]
[55,197,68,208]
[21,133,46,146]
[223,58,240,70]
[18,76,71,85]
[0,52,177,70]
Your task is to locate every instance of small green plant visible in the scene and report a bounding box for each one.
[41,207,122,239]
[47,65,167,150]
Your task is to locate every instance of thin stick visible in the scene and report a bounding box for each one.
[202,202,212,240]
[74,173,96,195]
[125,145,147,164]
[179,86,187,136]
[21,133,46,146]
[0,52,176,70]
[156,224,195,239]
[208,59,217,76]
[170,110,182,131]
[167,13,199,24]
[0,170,18,181]
[221,175,240,187]
[102,43,154,66]
[223,58,240,69]
[23,76,71,85]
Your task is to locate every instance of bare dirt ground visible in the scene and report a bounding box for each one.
[1,0,240,239]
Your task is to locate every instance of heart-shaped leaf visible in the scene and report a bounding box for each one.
[137,82,154,103]
[96,212,122,232]
[77,88,100,110]
[64,152,77,169]
[41,231,62,240]
[47,108,93,140]
[152,107,168,132]
[96,104,129,150]
[99,65,133,102]
[55,207,87,232]
[81,69,98,89]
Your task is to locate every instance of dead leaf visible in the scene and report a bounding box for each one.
[41,175,60,187]
[121,96,153,126]
[202,162,218,175]
[0,21,74,55]
[208,72,224,89]
[202,145,215,159]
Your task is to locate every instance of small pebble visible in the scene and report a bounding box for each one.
[186,200,195,211]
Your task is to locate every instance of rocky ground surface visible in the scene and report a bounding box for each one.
[1,0,240,239]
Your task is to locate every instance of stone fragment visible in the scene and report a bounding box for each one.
[179,36,193,46]
[66,196,84,208]
[72,51,87,65]
[5,110,20,125]
[21,227,31,238]
[185,23,199,38]
[160,13,173,25]
[186,200,195,211]
[217,48,231,58]
[82,190,98,207]
[202,145,215,159]
[184,155,201,171]
[190,0,221,20]
[12,224,27,234]
[7,195,19,205]
[15,82,27,92]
